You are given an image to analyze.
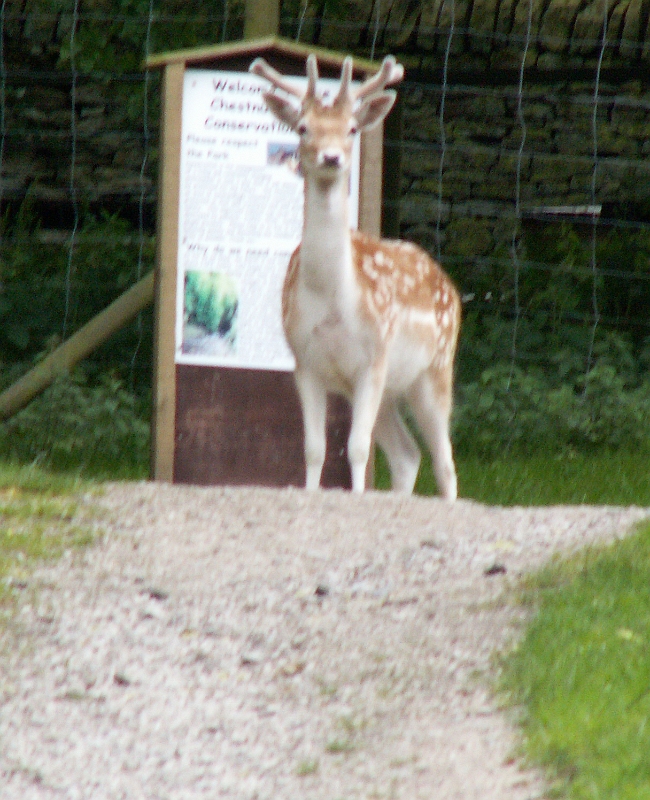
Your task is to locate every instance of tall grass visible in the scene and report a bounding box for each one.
[376,446,650,506]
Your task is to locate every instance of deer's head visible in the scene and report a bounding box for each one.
[250,54,404,181]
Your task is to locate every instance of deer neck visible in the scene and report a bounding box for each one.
[300,172,354,296]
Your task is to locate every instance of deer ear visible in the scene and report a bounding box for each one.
[263,92,302,130]
[354,91,396,131]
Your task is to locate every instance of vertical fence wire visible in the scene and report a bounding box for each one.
[369,0,381,61]
[585,0,608,379]
[130,0,155,383]
[0,0,6,246]
[508,0,534,386]
[435,0,454,263]
[63,0,80,342]
[296,0,309,41]
[221,0,229,42]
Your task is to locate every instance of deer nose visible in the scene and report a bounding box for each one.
[319,149,343,168]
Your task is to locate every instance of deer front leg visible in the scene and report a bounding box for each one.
[348,361,388,493]
[294,369,327,490]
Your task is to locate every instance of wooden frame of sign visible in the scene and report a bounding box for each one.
[146,37,386,488]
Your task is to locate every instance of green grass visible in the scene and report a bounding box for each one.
[500,520,650,799]
[376,447,650,506]
[0,462,96,607]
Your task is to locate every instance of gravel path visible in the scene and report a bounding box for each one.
[0,482,647,800]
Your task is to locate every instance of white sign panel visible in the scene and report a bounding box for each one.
[175,68,361,371]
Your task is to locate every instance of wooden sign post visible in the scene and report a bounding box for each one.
[146,37,386,488]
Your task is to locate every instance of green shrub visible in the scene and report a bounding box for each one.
[0,371,149,478]
[454,328,650,456]
[0,205,155,393]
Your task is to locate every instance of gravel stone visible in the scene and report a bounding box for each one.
[0,482,647,799]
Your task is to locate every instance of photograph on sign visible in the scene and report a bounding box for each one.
[182,270,239,358]
[175,68,361,371]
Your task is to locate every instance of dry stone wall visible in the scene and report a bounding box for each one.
[1,76,155,218]
[2,0,650,256]
[398,72,650,262]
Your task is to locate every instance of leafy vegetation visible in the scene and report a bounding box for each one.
[448,222,650,459]
[0,205,155,392]
[500,520,650,798]
[6,0,245,76]
[454,351,650,457]
[0,371,149,479]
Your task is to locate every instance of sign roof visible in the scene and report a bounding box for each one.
[145,35,380,76]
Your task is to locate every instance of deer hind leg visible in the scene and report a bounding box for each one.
[294,369,327,490]
[407,365,457,502]
[348,361,388,493]
[375,399,421,493]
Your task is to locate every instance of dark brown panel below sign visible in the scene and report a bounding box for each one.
[174,365,352,489]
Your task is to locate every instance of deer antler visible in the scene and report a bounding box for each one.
[353,55,404,101]
[250,56,319,103]
[252,54,404,109]
[333,56,354,107]
[249,57,304,99]
[305,54,318,101]
[334,54,404,108]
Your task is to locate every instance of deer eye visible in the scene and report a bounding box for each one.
[349,122,358,136]
[297,122,308,136]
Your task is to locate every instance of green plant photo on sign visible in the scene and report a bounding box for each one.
[182,271,239,358]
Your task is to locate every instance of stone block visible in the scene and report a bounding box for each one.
[453,199,508,218]
[530,158,576,182]
[479,181,519,201]
[444,217,494,258]
[534,180,570,198]
[420,177,472,201]
[569,174,595,193]
[537,52,568,70]
[490,48,525,70]
[497,152,532,174]
[400,195,450,226]
[524,102,555,123]
[554,132,592,155]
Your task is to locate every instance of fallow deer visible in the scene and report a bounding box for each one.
[250,54,461,499]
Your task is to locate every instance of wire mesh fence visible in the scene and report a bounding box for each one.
[2,1,650,456]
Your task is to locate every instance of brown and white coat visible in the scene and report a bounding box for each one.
[251,54,461,497]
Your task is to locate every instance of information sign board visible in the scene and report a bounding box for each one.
[175,69,361,372]
[146,40,385,487]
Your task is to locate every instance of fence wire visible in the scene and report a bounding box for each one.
[585,0,609,378]
[2,5,650,391]
[130,0,155,384]
[507,0,533,387]
[434,0,454,263]
[0,0,5,240]
[62,0,79,342]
